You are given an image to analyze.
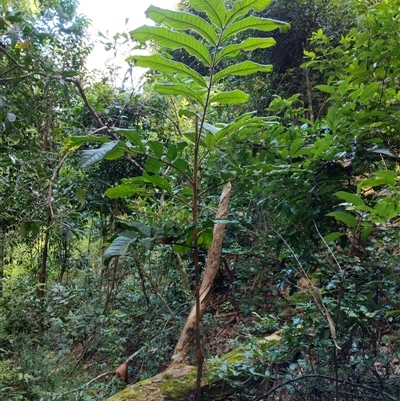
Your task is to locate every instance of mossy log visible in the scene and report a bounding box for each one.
[105,332,281,401]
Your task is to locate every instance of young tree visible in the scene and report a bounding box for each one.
[69,1,289,399]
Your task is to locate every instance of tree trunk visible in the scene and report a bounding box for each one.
[172,182,232,364]
[38,210,51,297]
[0,229,4,292]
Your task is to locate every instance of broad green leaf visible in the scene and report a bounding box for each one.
[189,0,227,28]
[361,227,374,240]
[105,183,144,198]
[209,90,249,105]
[103,232,137,265]
[334,191,365,207]
[215,37,275,63]
[81,141,119,167]
[372,170,397,186]
[105,141,126,160]
[357,175,396,195]
[226,0,273,24]
[147,140,164,159]
[63,135,109,151]
[155,84,205,105]
[131,26,211,66]
[327,211,358,229]
[145,5,218,45]
[127,54,207,87]
[145,157,164,173]
[222,16,289,40]
[114,129,146,152]
[198,229,213,247]
[289,138,303,156]
[213,61,272,82]
[143,171,172,193]
[166,144,178,161]
[202,122,221,135]
[140,237,155,250]
[315,85,336,94]
[323,232,345,243]
[119,221,153,237]
[172,157,189,173]
[178,109,198,118]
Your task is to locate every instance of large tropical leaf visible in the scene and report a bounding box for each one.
[145,5,217,45]
[189,0,227,28]
[131,26,211,66]
[226,0,273,24]
[127,54,207,87]
[222,16,290,40]
[103,232,138,265]
[215,37,275,63]
[213,61,272,82]
[155,83,205,105]
[81,140,119,168]
[209,90,249,105]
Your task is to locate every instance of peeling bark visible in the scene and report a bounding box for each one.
[173,182,232,364]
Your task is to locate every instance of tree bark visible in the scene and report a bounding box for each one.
[172,182,232,364]
[0,229,4,292]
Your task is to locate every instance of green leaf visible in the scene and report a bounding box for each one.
[226,0,273,24]
[105,182,145,198]
[289,138,303,156]
[81,141,119,167]
[145,5,218,46]
[63,135,109,151]
[147,141,164,159]
[357,174,396,195]
[315,85,336,94]
[105,141,126,160]
[189,0,227,28]
[202,122,221,135]
[213,61,272,82]
[372,170,397,186]
[222,16,289,40]
[131,26,211,66]
[143,172,172,193]
[327,211,358,229]
[209,90,249,105]
[198,229,213,247]
[155,84,205,105]
[114,129,146,150]
[140,237,155,250]
[334,191,365,207]
[323,232,345,243]
[145,158,164,174]
[127,54,207,87]
[103,232,137,265]
[166,144,178,161]
[216,37,275,63]
[119,221,153,237]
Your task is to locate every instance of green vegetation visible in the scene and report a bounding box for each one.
[1,0,400,400]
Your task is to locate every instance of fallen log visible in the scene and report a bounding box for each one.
[105,332,281,401]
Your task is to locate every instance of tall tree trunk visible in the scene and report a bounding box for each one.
[172,183,232,364]
[38,210,51,297]
[0,229,4,292]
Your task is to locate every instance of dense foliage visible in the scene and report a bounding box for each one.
[0,0,399,400]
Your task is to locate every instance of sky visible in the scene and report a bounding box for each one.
[77,0,179,85]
